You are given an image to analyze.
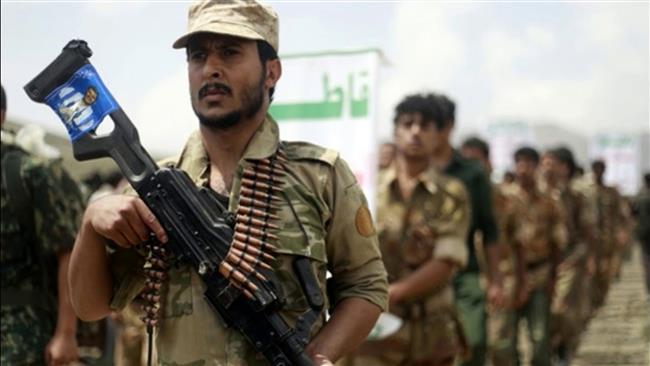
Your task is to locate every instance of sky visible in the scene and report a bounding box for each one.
[1,1,648,157]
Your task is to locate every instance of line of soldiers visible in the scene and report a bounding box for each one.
[345,92,635,366]
[1,1,644,365]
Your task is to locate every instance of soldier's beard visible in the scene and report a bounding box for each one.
[195,72,265,130]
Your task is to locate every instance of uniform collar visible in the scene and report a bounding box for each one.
[241,114,281,160]
[175,114,280,184]
[381,162,440,196]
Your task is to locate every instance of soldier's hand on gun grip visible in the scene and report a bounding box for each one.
[85,194,168,247]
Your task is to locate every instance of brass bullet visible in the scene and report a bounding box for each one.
[240,178,283,194]
[230,240,276,261]
[237,206,280,221]
[234,224,279,242]
[219,261,259,293]
[239,187,282,202]
[237,196,279,211]
[242,168,285,183]
[236,215,280,230]
[225,252,268,282]
[229,247,273,271]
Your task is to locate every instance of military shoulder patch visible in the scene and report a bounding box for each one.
[355,205,376,237]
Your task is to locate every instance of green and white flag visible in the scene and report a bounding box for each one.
[271,50,381,211]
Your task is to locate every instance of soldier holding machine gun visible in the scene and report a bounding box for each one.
[61,1,388,365]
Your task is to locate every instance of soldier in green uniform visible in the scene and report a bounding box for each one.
[540,147,596,366]
[1,84,85,365]
[346,94,470,366]
[68,2,389,365]
[429,94,503,366]
[589,160,627,309]
[460,137,517,366]
[499,147,567,366]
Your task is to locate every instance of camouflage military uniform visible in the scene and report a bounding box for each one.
[345,165,470,366]
[1,140,85,364]
[486,183,519,366]
[589,184,626,308]
[494,184,566,366]
[110,116,389,365]
[114,304,151,366]
[542,183,595,355]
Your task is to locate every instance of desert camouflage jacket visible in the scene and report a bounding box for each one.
[110,115,388,365]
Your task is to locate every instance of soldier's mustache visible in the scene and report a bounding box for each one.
[199,82,232,99]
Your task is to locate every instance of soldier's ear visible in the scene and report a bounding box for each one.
[265,59,281,91]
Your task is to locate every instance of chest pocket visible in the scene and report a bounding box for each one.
[272,183,328,322]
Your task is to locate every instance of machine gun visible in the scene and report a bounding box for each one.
[25,40,319,366]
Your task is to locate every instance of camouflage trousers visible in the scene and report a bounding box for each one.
[488,287,551,366]
[550,261,591,353]
[591,255,615,309]
[453,272,487,366]
[341,307,466,366]
[487,275,517,366]
[515,288,551,366]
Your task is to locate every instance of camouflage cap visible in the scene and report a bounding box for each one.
[173,0,279,52]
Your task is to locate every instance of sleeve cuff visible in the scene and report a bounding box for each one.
[434,236,468,268]
[327,259,389,312]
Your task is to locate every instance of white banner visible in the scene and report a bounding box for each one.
[486,121,532,181]
[589,133,641,196]
[270,50,381,211]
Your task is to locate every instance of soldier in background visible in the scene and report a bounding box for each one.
[632,173,650,296]
[460,137,517,366]
[430,94,502,366]
[611,196,634,282]
[589,160,628,309]
[500,147,566,366]
[378,141,396,171]
[1,84,85,365]
[348,94,470,366]
[540,147,596,366]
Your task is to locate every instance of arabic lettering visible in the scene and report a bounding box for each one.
[349,71,368,118]
[269,71,370,120]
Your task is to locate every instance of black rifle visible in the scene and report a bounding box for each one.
[25,40,318,366]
